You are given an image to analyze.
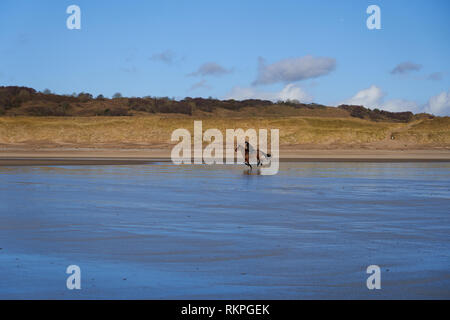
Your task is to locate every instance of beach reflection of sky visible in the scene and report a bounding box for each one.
[0,162,449,299]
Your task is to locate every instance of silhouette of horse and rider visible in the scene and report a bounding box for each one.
[235,141,271,169]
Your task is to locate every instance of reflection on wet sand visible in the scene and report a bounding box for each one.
[0,162,449,299]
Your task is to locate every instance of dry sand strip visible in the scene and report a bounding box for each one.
[0,158,160,166]
[1,148,450,165]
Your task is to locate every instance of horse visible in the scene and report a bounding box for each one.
[235,141,271,169]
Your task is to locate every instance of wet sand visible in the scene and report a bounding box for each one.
[1,147,449,166]
[1,162,449,299]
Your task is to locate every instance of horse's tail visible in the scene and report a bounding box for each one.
[259,150,271,158]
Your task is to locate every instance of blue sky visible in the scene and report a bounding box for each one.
[1,0,449,114]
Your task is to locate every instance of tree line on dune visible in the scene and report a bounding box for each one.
[0,86,432,123]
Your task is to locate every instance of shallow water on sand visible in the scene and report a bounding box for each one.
[0,162,449,299]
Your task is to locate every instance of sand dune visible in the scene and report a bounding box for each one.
[1,116,449,165]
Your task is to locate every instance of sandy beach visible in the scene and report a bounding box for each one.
[2,0,450,303]
[1,146,449,166]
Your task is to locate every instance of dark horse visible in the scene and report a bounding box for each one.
[235,141,271,169]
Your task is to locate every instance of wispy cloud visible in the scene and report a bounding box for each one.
[188,62,232,77]
[120,66,137,73]
[427,72,444,81]
[17,33,30,45]
[189,80,211,91]
[253,55,336,85]
[150,50,176,65]
[390,62,422,75]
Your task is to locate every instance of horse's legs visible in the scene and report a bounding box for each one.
[245,162,252,170]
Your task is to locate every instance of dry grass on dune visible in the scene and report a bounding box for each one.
[393,117,450,145]
[0,115,449,149]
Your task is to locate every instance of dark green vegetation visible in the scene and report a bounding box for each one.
[0,86,434,122]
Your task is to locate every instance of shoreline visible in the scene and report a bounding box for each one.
[1,147,450,165]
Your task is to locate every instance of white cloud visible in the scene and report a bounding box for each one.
[340,85,385,109]
[424,90,450,116]
[226,83,313,103]
[278,84,312,102]
[341,86,450,116]
[382,99,420,113]
[253,56,336,85]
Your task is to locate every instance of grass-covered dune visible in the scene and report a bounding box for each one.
[1,86,448,150]
[1,115,448,149]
